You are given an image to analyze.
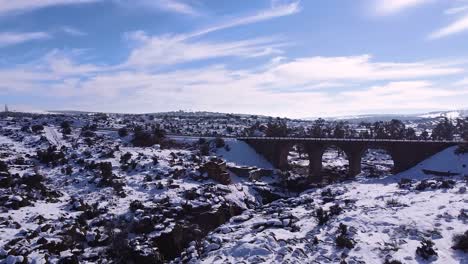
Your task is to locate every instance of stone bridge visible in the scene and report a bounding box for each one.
[238,137,462,180]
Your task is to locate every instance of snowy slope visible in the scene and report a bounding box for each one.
[43,126,64,148]
[398,146,468,179]
[179,147,468,264]
[216,139,274,169]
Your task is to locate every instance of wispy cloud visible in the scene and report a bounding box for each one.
[0,0,100,15]
[122,1,300,68]
[337,80,468,113]
[444,5,468,15]
[61,26,87,36]
[0,32,50,47]
[262,55,463,87]
[429,14,468,39]
[148,0,199,16]
[116,0,200,16]
[186,1,301,39]
[125,32,285,67]
[455,77,468,85]
[374,0,432,15]
[3,50,465,117]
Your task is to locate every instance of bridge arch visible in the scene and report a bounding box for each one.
[320,144,349,178]
[286,143,310,169]
[361,147,395,176]
[242,137,458,182]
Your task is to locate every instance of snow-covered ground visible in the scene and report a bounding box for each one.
[177,147,468,264]
[216,139,274,169]
[0,113,467,264]
[43,126,65,148]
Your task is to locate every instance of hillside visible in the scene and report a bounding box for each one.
[177,147,468,264]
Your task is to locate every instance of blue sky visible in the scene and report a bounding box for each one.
[1,0,468,118]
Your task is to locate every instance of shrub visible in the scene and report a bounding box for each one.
[118,127,128,137]
[416,239,438,260]
[335,224,354,249]
[81,130,95,138]
[120,152,132,164]
[329,204,342,216]
[129,200,144,212]
[21,125,30,132]
[452,230,468,252]
[131,127,166,147]
[265,121,289,137]
[65,166,73,175]
[459,209,468,220]
[200,143,210,156]
[336,235,354,249]
[415,180,431,191]
[60,121,72,135]
[98,162,114,186]
[31,124,44,133]
[438,179,455,189]
[315,208,330,225]
[386,199,406,208]
[397,178,413,189]
[62,126,72,135]
[321,188,334,197]
[312,236,319,245]
[37,146,66,166]
[214,136,225,148]
[0,160,8,172]
[338,223,348,235]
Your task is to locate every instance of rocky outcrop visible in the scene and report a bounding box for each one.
[200,158,231,185]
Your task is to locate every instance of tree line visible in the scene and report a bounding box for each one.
[256,117,468,141]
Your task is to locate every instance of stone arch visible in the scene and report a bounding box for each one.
[278,142,310,171]
[360,147,395,176]
[320,144,350,178]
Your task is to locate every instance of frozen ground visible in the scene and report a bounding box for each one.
[177,147,468,264]
[0,114,467,263]
[216,139,274,169]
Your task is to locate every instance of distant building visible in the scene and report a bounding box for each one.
[4,104,8,112]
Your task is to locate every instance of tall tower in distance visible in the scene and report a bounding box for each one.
[4,104,8,112]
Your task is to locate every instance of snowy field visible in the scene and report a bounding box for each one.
[0,116,467,264]
[177,147,468,264]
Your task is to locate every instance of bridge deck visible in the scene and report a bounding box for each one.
[97,129,465,144]
[235,137,465,144]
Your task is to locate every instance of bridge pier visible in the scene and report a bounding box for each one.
[306,145,325,182]
[242,138,457,182]
[347,151,362,178]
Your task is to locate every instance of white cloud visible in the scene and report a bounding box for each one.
[337,81,468,113]
[41,50,102,75]
[115,0,199,16]
[429,14,468,39]
[444,5,468,15]
[374,0,432,15]
[186,1,300,39]
[3,51,465,117]
[455,77,468,85]
[0,0,100,15]
[61,26,87,36]
[0,32,50,47]
[125,33,285,67]
[146,0,198,16]
[260,55,463,87]
[122,1,300,68]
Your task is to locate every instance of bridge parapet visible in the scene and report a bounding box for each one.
[236,136,464,144]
